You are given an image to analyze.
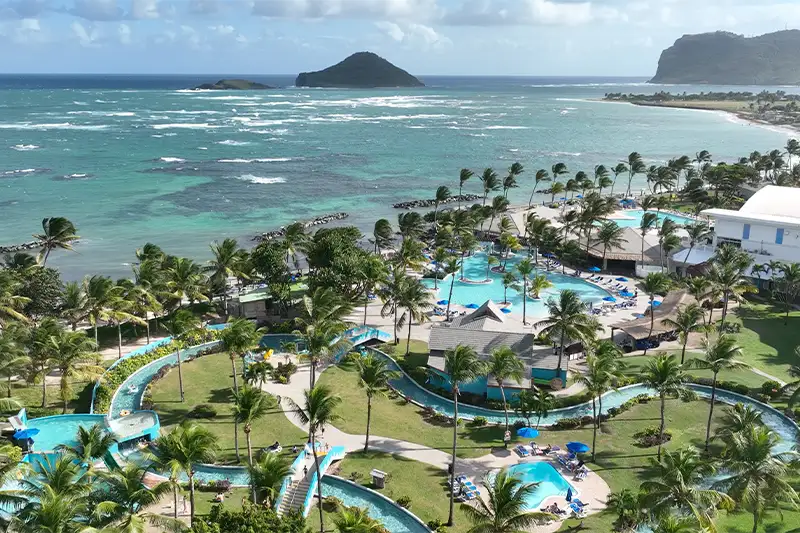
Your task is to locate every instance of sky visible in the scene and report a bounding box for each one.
[1,0,800,76]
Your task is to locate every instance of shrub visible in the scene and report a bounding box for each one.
[719,322,741,334]
[427,519,447,533]
[761,380,782,398]
[553,417,581,430]
[188,404,217,419]
[272,362,298,383]
[752,393,772,404]
[794,408,800,421]
[716,380,750,395]
[554,391,593,409]
[348,471,364,482]
[634,426,672,447]
[395,495,412,509]
[470,416,488,427]
[635,394,651,404]
[580,415,595,426]
[607,407,620,417]
[322,496,342,512]
[511,420,527,430]
[211,479,232,492]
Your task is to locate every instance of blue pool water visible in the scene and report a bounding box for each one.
[609,209,695,229]
[260,334,304,352]
[423,251,612,316]
[502,462,575,509]
[25,414,108,452]
[321,476,429,533]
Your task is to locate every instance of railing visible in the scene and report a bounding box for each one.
[274,446,308,511]
[302,446,346,516]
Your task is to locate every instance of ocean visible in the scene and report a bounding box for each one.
[0,74,796,280]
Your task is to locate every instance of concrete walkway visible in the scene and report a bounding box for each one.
[260,353,610,532]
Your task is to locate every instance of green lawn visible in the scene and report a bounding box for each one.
[150,352,307,464]
[190,487,251,517]
[3,378,94,418]
[621,354,768,389]
[725,302,800,383]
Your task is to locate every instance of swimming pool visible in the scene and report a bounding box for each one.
[423,251,612,316]
[500,462,575,510]
[25,414,108,452]
[321,475,429,533]
[609,209,695,228]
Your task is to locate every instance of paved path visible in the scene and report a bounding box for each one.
[261,353,610,532]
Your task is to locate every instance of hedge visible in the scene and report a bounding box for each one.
[92,329,222,414]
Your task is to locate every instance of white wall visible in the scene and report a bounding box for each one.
[713,216,800,264]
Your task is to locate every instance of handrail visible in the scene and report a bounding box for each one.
[275,447,308,511]
[302,446,346,516]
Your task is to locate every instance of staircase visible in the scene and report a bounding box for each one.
[278,476,312,515]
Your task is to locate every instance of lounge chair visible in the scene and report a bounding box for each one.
[569,503,586,517]
[515,445,531,457]
[456,475,468,483]
[573,499,588,508]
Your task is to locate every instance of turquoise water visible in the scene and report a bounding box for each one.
[610,209,696,229]
[423,251,612,316]
[373,349,800,452]
[321,476,429,533]
[504,462,576,509]
[260,334,303,351]
[25,414,108,452]
[0,75,793,279]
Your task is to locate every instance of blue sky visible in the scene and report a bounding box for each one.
[1,0,799,75]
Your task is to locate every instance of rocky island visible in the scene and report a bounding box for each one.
[193,79,275,90]
[295,52,424,88]
[650,30,800,85]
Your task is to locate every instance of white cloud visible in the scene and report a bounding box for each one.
[375,20,404,41]
[71,20,99,46]
[251,0,440,21]
[375,20,451,50]
[70,0,123,21]
[131,0,159,19]
[209,24,235,35]
[118,22,131,44]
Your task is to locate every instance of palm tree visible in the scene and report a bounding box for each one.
[93,463,181,533]
[283,222,309,271]
[443,345,486,526]
[595,221,627,271]
[641,447,733,531]
[575,345,624,461]
[775,262,800,325]
[206,238,246,314]
[33,217,79,266]
[529,169,550,207]
[479,168,501,208]
[60,281,87,331]
[148,429,184,520]
[84,274,116,347]
[107,289,147,359]
[661,303,705,364]
[625,152,646,196]
[249,453,292,508]
[514,259,534,325]
[639,212,659,268]
[551,162,568,197]
[433,185,452,229]
[486,347,524,444]
[607,489,643,532]
[527,273,552,300]
[56,423,116,477]
[49,330,103,413]
[534,290,597,383]
[549,181,566,203]
[501,272,518,305]
[372,218,393,254]
[694,150,712,176]
[167,257,209,310]
[442,257,461,320]
[128,267,163,343]
[0,271,29,325]
[358,254,388,325]
[715,425,800,533]
[13,486,88,532]
[0,328,28,399]
[162,309,201,402]
[355,353,400,452]
[397,276,433,357]
[689,335,748,451]
[641,355,692,460]
[485,195,509,241]
[708,262,754,331]
[641,273,672,356]
[220,316,264,394]
[458,168,474,209]
[460,469,553,533]
[154,422,218,525]
[684,222,711,270]
[610,162,627,196]
[334,507,384,533]
[289,385,342,533]
[232,386,272,499]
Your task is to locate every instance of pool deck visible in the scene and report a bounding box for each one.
[258,353,611,531]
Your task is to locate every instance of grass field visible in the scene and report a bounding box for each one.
[621,353,768,389]
[150,351,307,464]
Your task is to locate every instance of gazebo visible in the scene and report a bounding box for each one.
[610,290,695,350]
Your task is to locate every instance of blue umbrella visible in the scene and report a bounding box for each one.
[602,296,617,302]
[576,194,583,199]
[437,300,449,305]
[431,260,438,265]
[566,487,573,502]
[619,291,635,298]
[500,308,511,314]
[566,442,590,454]
[13,428,40,440]
[517,427,539,438]
[588,266,601,272]
[466,303,479,309]
[559,197,567,201]
[652,300,662,307]
[615,277,628,282]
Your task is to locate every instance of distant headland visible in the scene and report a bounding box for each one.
[193,79,275,90]
[650,30,800,85]
[296,52,424,88]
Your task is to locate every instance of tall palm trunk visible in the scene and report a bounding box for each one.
[499,384,509,448]
[311,431,325,533]
[393,308,399,345]
[522,278,528,325]
[406,318,413,357]
[188,472,197,525]
[363,299,369,326]
[40,363,47,408]
[446,275,456,321]
[177,347,185,402]
[230,355,239,393]
[591,397,597,462]
[556,330,566,381]
[61,376,68,414]
[94,324,99,348]
[643,296,655,356]
[364,394,373,452]
[720,290,730,331]
[117,323,123,359]
[246,427,256,502]
[680,339,688,365]
[7,376,12,398]
[145,317,151,344]
[172,482,178,519]
[752,510,759,533]
[528,185,538,207]
[657,393,666,461]
[447,389,459,526]
[705,374,718,452]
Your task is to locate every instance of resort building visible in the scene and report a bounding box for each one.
[699,185,800,284]
[426,300,569,394]
[586,226,661,274]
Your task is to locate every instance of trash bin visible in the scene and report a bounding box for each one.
[370,469,387,489]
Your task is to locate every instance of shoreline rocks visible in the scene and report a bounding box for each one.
[253,212,349,242]
[0,241,39,254]
[393,194,481,209]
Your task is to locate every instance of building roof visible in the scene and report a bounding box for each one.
[703,185,800,228]
[237,287,271,304]
[428,344,567,378]
[671,245,715,266]
[586,227,661,262]
[611,290,695,340]
[446,300,521,333]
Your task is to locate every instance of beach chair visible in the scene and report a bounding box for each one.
[515,445,530,458]
[456,475,468,483]
[574,471,587,481]
[573,499,588,509]
[463,491,478,501]
[569,503,586,517]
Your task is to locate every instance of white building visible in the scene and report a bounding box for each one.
[698,185,800,280]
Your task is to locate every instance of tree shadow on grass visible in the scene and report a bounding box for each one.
[206,387,234,404]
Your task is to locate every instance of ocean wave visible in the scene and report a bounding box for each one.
[193,95,262,101]
[53,173,93,181]
[483,125,530,130]
[198,147,208,150]
[0,122,108,131]
[216,140,251,146]
[158,157,186,163]
[2,168,50,176]
[235,174,286,184]
[218,157,293,163]
[525,82,650,88]
[162,110,223,115]
[151,123,218,130]
[246,128,289,135]
[72,101,88,105]
[547,151,582,157]
[67,111,135,117]
[11,144,40,151]
[246,119,301,127]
